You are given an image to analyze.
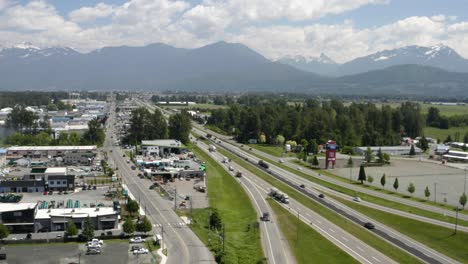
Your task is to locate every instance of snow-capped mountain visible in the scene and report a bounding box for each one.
[337,44,468,76]
[277,53,339,75]
[0,42,79,61]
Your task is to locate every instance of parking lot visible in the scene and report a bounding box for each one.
[332,158,468,206]
[0,241,156,264]
[20,187,114,208]
[163,177,209,209]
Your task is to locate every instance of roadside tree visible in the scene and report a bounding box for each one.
[365,147,374,163]
[393,178,399,192]
[136,216,152,233]
[380,174,386,190]
[123,218,135,235]
[407,183,416,197]
[0,224,9,240]
[424,186,431,200]
[460,193,467,209]
[82,217,95,241]
[66,221,78,236]
[367,175,374,185]
[358,165,366,184]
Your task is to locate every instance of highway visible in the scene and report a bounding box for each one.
[194,126,460,264]
[196,123,468,223]
[194,137,295,264]
[105,100,215,264]
[196,138,396,264]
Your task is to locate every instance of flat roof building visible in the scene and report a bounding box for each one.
[354,146,423,156]
[7,146,97,160]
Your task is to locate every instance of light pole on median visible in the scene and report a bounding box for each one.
[464,168,467,194]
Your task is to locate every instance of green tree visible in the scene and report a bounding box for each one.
[82,119,105,146]
[424,186,431,200]
[6,105,39,131]
[82,217,95,241]
[367,175,374,185]
[409,144,416,156]
[275,135,285,145]
[380,173,386,190]
[302,151,307,162]
[169,111,192,144]
[376,147,384,163]
[308,139,318,154]
[460,193,467,209]
[127,199,139,216]
[358,165,366,184]
[418,136,429,152]
[66,221,78,236]
[209,209,222,230]
[258,133,266,144]
[382,153,391,164]
[0,224,9,240]
[136,216,152,233]
[312,155,319,168]
[407,183,416,197]
[347,157,353,167]
[123,218,136,234]
[393,178,399,192]
[365,147,374,163]
[47,103,58,111]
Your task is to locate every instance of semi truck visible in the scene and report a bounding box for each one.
[269,188,290,204]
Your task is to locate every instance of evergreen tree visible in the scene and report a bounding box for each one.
[127,199,139,216]
[377,147,384,163]
[409,144,416,156]
[0,224,9,240]
[393,178,399,192]
[308,139,318,154]
[424,186,431,200]
[82,217,95,241]
[312,155,319,168]
[209,209,222,230]
[380,173,386,190]
[358,165,367,184]
[347,157,353,167]
[407,183,416,196]
[365,147,374,163]
[66,221,78,237]
[460,193,467,209]
[169,111,192,144]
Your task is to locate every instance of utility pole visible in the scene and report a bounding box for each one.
[174,188,177,211]
[161,224,165,251]
[454,206,459,234]
[190,194,193,221]
[222,223,226,253]
[434,183,437,203]
[464,168,467,194]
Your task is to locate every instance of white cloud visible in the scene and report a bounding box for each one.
[69,3,114,23]
[0,1,468,63]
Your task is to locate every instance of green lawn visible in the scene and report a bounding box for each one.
[267,199,358,264]
[218,148,423,264]
[423,126,468,141]
[191,146,265,264]
[331,194,468,263]
[247,144,296,158]
[421,103,468,117]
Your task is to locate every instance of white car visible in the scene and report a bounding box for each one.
[130,237,146,243]
[133,248,149,255]
[228,166,234,171]
[353,197,362,202]
[279,159,284,163]
[90,239,104,245]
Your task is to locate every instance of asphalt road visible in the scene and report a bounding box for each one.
[194,126,460,264]
[196,138,395,264]
[195,138,295,264]
[106,100,214,264]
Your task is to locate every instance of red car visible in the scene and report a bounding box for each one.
[43,191,48,195]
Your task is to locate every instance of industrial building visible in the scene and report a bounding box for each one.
[141,140,185,157]
[354,146,423,156]
[6,146,97,161]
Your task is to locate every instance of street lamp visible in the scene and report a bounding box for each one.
[464,168,467,194]
[454,206,460,235]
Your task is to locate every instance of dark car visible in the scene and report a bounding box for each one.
[364,222,375,229]
[131,245,142,251]
[318,194,325,198]
[92,186,97,190]
[82,186,87,191]
[300,184,305,188]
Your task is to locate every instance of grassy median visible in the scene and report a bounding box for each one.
[267,199,358,264]
[244,148,468,223]
[191,146,265,264]
[330,194,468,263]
[218,148,423,264]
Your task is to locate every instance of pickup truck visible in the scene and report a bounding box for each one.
[130,236,146,243]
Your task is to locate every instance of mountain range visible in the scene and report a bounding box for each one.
[0,42,467,97]
[278,44,468,76]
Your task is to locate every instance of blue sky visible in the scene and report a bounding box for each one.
[2,0,468,62]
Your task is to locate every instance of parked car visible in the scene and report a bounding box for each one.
[130,237,146,243]
[90,239,104,245]
[131,245,142,251]
[364,222,375,229]
[87,248,101,255]
[92,186,97,190]
[133,248,149,255]
[82,186,87,191]
[42,191,48,195]
[48,191,53,195]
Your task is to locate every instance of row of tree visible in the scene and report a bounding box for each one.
[358,165,467,208]
[124,107,191,145]
[426,106,468,129]
[207,99,423,147]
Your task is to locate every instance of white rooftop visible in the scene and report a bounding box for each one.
[0,203,37,213]
[35,207,117,219]
[8,146,97,151]
[45,167,67,174]
[141,140,182,148]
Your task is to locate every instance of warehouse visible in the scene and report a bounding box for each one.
[6,146,97,161]
[354,146,423,156]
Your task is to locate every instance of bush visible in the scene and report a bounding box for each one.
[341,146,355,155]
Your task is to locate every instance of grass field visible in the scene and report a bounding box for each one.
[331,194,468,263]
[247,144,296,158]
[217,148,423,264]
[159,103,227,110]
[420,103,468,117]
[191,146,265,264]
[267,199,358,264]
[423,126,468,141]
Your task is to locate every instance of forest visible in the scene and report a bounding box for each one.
[206,99,424,148]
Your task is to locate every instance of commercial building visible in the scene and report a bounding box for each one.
[0,167,75,193]
[354,146,423,156]
[0,203,37,233]
[141,140,185,157]
[443,150,468,162]
[35,207,119,232]
[6,146,97,161]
